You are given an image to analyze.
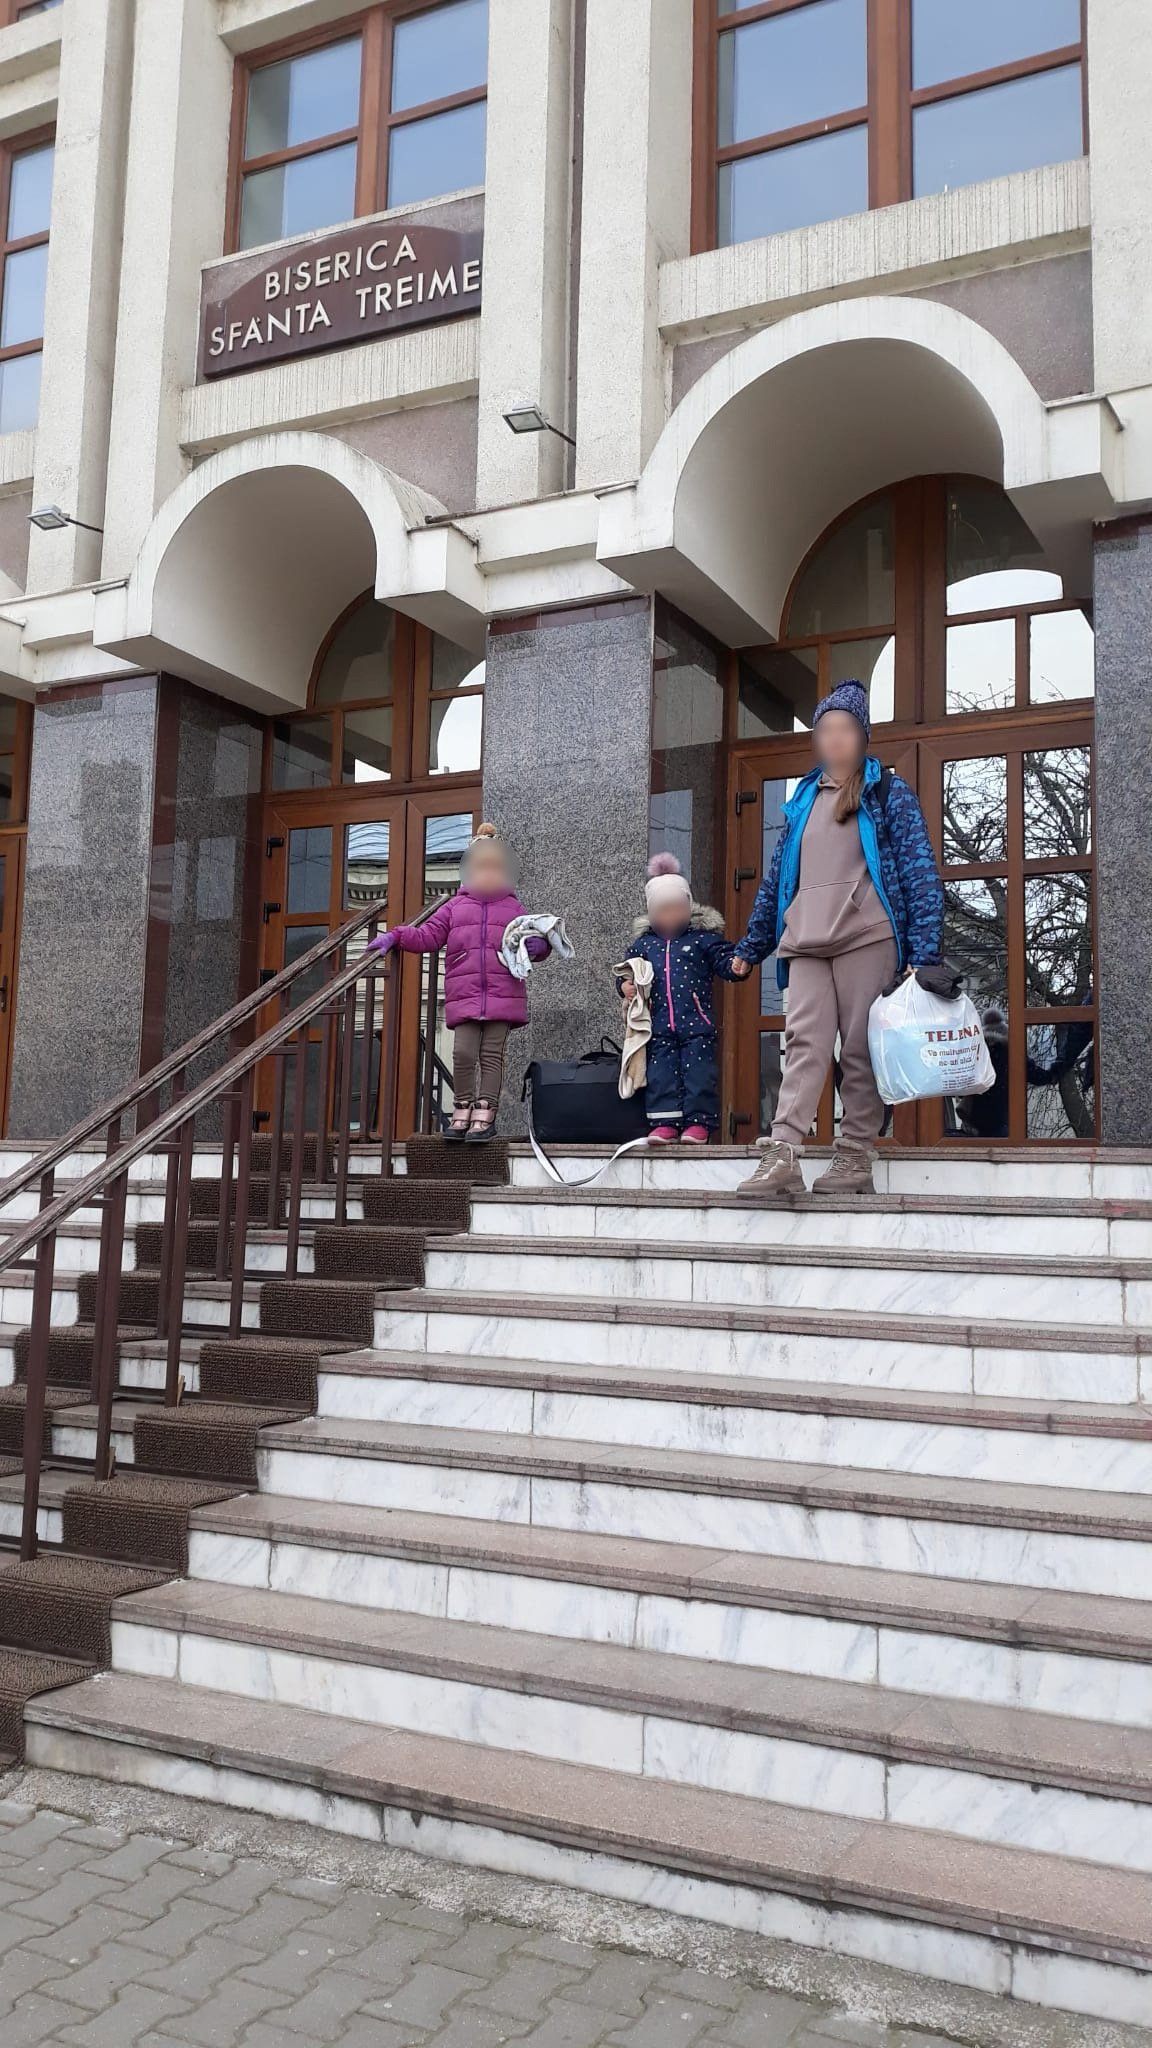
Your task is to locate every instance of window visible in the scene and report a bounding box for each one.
[268,594,484,790]
[13,1,63,15]
[0,136,52,433]
[232,1,488,252]
[697,0,1086,248]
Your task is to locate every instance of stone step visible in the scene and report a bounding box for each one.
[469,1186,1152,1259]
[22,1672,1152,2024]
[372,1289,1151,1405]
[252,1414,1152,1600]
[186,1491,1152,1731]
[421,1233,1152,1327]
[312,1349,1152,1494]
[107,1578,1152,1877]
[499,1145,1152,1202]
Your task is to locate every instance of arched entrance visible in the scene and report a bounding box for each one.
[259,591,483,1137]
[723,476,1096,1145]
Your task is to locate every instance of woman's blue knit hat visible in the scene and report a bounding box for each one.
[812,678,870,741]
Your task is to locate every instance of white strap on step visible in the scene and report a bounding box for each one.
[525,1100,652,1188]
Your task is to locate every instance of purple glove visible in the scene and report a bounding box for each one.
[366,930,397,957]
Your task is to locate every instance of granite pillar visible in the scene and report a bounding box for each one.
[8,678,160,1137]
[482,599,654,1126]
[1094,517,1152,1144]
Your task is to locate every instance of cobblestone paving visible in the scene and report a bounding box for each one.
[0,1802,968,2048]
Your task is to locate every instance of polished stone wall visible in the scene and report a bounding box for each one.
[482,599,654,1125]
[1094,516,1152,1143]
[8,678,159,1137]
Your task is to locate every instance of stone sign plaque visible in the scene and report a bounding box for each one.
[198,216,482,379]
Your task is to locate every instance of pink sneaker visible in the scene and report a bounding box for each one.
[681,1124,711,1145]
[647,1124,680,1146]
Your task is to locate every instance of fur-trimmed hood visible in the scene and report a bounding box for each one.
[631,901,726,939]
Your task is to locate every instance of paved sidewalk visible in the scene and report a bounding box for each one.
[0,1800,958,2048]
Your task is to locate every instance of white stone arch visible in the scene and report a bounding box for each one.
[598,296,1114,644]
[93,430,485,712]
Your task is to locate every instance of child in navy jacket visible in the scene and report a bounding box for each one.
[618,854,743,1144]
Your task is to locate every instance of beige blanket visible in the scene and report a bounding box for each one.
[614,954,654,1098]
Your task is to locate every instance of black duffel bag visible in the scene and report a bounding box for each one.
[523,1038,648,1145]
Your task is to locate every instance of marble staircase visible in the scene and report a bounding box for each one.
[2,1140,1152,2026]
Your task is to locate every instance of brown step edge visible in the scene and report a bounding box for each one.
[186,1493,1152,1663]
[255,1416,1152,1540]
[426,1232,1152,1283]
[23,1673,1152,1972]
[110,1577,1152,1805]
[321,1347,1152,1439]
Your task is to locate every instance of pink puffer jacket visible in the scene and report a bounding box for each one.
[388,888,545,1027]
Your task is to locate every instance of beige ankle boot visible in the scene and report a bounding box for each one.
[811,1143,875,1196]
[738,1140,805,1200]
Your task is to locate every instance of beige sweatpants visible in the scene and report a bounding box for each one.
[771,936,897,1149]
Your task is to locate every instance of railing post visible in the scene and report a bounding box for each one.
[379,960,401,1177]
[266,994,290,1233]
[334,983,356,1228]
[163,1120,195,1407]
[92,1169,128,1482]
[229,1070,254,1338]
[19,1167,56,1560]
[215,1079,239,1281]
[421,953,440,1135]
[155,1071,186,1338]
[285,1026,308,1282]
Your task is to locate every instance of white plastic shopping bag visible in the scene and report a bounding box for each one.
[868,975,996,1105]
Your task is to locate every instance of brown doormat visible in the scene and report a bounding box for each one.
[189,1174,275,1225]
[259,1278,376,1347]
[0,1648,94,1755]
[197,1338,321,1410]
[134,1223,220,1274]
[0,1554,168,1663]
[361,1178,471,1230]
[77,1270,162,1326]
[406,1133,509,1183]
[312,1226,425,1286]
[0,1386,86,1457]
[251,1133,320,1177]
[62,1473,242,1573]
[134,1403,298,1487]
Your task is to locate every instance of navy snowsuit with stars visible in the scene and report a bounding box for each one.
[625,908,742,1130]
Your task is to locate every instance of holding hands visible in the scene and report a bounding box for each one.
[730,956,754,980]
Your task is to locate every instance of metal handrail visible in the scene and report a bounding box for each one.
[0,898,389,1210]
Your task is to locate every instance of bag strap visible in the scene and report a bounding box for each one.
[525,1092,651,1188]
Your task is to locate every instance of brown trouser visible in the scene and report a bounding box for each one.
[771,936,897,1149]
[452,1019,511,1105]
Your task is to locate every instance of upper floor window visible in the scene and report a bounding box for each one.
[232,0,488,253]
[697,0,1085,249]
[0,136,52,433]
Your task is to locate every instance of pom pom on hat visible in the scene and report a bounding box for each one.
[645,848,693,918]
[647,851,682,879]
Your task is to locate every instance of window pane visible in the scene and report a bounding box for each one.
[432,638,484,691]
[946,481,1051,613]
[0,700,18,749]
[1030,609,1094,704]
[388,100,486,207]
[946,618,1015,715]
[0,350,39,433]
[943,755,1007,866]
[913,0,1081,91]
[392,0,488,112]
[315,601,395,705]
[342,705,393,783]
[649,791,693,879]
[652,609,724,905]
[283,923,329,1010]
[943,880,1008,1010]
[1025,872,1092,1004]
[718,126,868,244]
[914,65,1084,199]
[737,647,818,737]
[1024,747,1092,860]
[828,637,895,724]
[718,0,866,143]
[345,819,390,912]
[271,717,330,790]
[246,41,361,157]
[429,693,482,775]
[8,143,53,240]
[1,243,47,346]
[286,825,332,914]
[758,774,802,1008]
[789,493,895,636]
[239,141,358,250]
[759,1030,786,1137]
[1027,1022,1094,1139]
[0,764,12,823]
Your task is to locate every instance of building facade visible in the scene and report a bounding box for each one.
[0,0,1144,1146]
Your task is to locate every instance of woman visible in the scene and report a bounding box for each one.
[731,680,943,1197]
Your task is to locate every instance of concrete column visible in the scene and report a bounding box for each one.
[25,0,133,594]
[1087,0,1152,392]
[482,597,653,1126]
[101,0,232,577]
[1093,517,1152,1145]
[574,0,692,491]
[474,0,573,508]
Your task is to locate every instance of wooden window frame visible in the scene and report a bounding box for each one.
[0,127,54,419]
[227,0,488,255]
[1,2,63,23]
[692,0,1088,252]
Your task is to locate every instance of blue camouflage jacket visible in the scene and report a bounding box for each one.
[624,905,742,1040]
[735,759,943,990]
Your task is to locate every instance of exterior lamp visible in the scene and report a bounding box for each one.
[29,505,104,535]
[502,403,576,448]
